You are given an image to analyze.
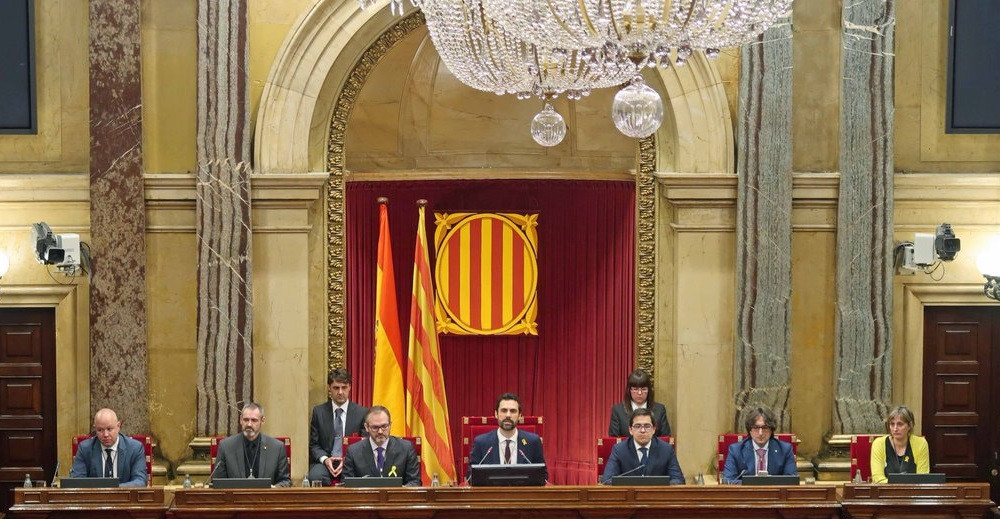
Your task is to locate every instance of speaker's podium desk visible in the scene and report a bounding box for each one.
[168,485,840,519]
[841,482,995,518]
[10,487,168,519]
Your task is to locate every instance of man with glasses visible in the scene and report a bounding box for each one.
[602,408,684,484]
[342,405,420,486]
[722,406,797,483]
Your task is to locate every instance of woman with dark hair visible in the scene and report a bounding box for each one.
[608,369,671,436]
[870,405,930,483]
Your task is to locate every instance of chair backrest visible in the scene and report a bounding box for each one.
[716,432,799,481]
[210,435,291,475]
[72,434,153,487]
[850,434,880,482]
[460,416,543,483]
[596,435,674,482]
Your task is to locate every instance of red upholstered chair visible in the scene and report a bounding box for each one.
[460,416,544,483]
[850,434,880,482]
[73,434,153,486]
[210,435,291,475]
[596,435,674,482]
[716,432,799,482]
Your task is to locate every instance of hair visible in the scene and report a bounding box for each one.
[328,368,352,385]
[366,405,391,424]
[622,369,656,405]
[884,405,915,433]
[743,406,776,434]
[629,407,654,427]
[495,392,522,413]
[241,401,264,417]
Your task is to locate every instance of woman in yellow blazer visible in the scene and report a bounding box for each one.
[870,405,930,483]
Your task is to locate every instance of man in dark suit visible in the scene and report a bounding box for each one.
[213,402,291,487]
[722,406,797,483]
[602,408,684,484]
[308,368,368,485]
[342,405,420,486]
[70,408,147,487]
[467,392,547,483]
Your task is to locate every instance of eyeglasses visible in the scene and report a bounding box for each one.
[630,423,654,431]
[368,423,391,432]
[629,387,649,393]
[750,425,772,431]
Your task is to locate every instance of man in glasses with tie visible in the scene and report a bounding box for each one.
[468,392,547,483]
[342,406,420,486]
[722,406,797,483]
[70,408,147,486]
[601,408,684,484]
[308,369,368,486]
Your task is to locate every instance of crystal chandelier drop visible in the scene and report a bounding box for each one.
[358,0,791,143]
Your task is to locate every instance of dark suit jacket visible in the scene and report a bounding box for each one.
[342,436,421,486]
[214,433,291,487]
[309,400,367,465]
[70,435,147,487]
[608,401,671,437]
[468,429,547,482]
[601,436,684,484]
[722,436,797,482]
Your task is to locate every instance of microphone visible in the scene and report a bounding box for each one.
[51,460,60,487]
[601,463,647,485]
[207,458,225,487]
[724,469,747,485]
[518,449,549,485]
[465,446,494,483]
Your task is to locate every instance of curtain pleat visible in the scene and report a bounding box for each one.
[345,179,635,484]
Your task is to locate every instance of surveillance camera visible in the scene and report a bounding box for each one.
[934,223,960,262]
[30,221,82,271]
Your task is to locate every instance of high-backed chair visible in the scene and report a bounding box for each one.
[72,434,153,486]
[460,416,543,483]
[850,434,881,482]
[596,435,674,482]
[209,435,291,475]
[716,432,799,481]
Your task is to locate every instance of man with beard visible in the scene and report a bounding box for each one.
[212,402,291,487]
[342,406,420,486]
[467,392,547,482]
[70,408,148,486]
[308,369,368,485]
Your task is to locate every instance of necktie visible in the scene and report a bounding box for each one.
[376,446,385,473]
[638,446,648,466]
[756,447,766,473]
[332,408,344,456]
[504,439,512,464]
[104,448,114,478]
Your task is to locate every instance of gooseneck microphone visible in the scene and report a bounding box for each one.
[518,449,549,485]
[601,462,647,485]
[465,446,494,483]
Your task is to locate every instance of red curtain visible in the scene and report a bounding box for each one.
[345,179,635,484]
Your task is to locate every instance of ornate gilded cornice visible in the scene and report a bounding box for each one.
[326,11,426,373]
[636,136,657,376]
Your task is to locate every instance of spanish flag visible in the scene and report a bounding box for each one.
[406,200,457,485]
[372,198,406,436]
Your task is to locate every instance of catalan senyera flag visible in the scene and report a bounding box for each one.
[406,201,457,485]
[372,199,406,436]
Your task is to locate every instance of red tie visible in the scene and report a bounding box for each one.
[756,448,766,473]
[504,440,512,464]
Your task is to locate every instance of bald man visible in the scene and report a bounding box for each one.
[70,408,147,487]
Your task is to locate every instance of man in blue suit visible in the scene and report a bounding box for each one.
[468,392,547,483]
[602,408,684,484]
[722,406,797,483]
[70,408,147,487]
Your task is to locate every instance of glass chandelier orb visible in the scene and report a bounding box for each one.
[530,103,567,147]
[611,76,663,138]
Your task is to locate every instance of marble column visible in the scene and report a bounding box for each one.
[833,0,895,433]
[195,0,254,436]
[732,18,794,431]
[88,0,149,432]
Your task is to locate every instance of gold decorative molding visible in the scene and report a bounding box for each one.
[326,11,426,373]
[636,136,657,376]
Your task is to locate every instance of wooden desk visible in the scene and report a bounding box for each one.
[169,485,840,519]
[9,487,168,519]
[841,482,995,518]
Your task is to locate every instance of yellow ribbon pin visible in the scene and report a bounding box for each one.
[388,465,398,477]
[521,438,527,446]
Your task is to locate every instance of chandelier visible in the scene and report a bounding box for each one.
[359,0,791,146]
